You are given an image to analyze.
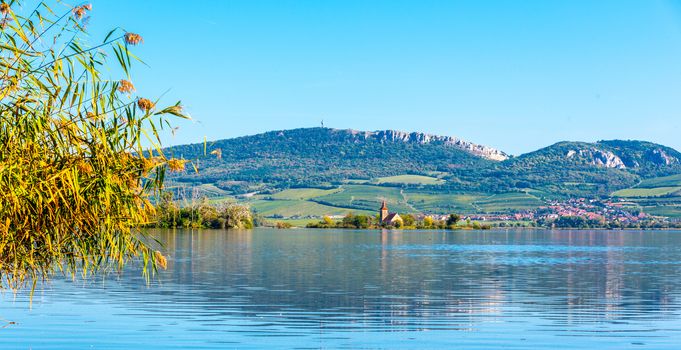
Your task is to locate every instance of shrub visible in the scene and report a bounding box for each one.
[276,222,293,229]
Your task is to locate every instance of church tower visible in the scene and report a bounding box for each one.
[379,200,389,222]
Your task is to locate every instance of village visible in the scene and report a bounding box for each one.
[461,198,680,228]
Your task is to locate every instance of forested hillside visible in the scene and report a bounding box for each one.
[165,128,681,199]
[165,128,500,192]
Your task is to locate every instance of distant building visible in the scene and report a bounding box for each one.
[379,200,403,226]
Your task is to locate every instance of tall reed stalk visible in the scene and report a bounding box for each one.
[0,1,188,291]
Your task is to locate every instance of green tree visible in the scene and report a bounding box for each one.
[0,1,188,290]
[322,215,335,226]
[354,215,371,229]
[341,213,372,229]
[197,199,222,229]
[341,213,355,227]
[222,204,254,229]
[156,192,179,228]
[446,214,461,226]
[402,214,415,227]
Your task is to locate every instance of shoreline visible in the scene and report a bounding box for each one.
[148,226,681,232]
[290,227,681,231]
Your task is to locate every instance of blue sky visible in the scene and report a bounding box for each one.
[80,0,681,155]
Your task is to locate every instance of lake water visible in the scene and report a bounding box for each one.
[3,228,681,349]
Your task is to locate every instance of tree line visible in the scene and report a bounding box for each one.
[152,193,254,229]
[540,216,681,230]
[306,213,491,230]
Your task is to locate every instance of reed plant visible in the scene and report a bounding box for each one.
[0,1,188,291]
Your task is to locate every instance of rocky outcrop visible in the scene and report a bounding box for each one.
[649,149,677,166]
[342,129,509,161]
[596,140,681,171]
[566,148,626,169]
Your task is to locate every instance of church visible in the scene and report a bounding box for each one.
[379,200,403,226]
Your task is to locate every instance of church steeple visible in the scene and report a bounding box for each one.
[379,200,389,222]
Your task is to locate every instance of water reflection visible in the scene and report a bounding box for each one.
[3,229,681,349]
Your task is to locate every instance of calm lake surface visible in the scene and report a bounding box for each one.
[3,228,681,349]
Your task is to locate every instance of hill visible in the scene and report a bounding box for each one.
[165,127,505,192]
[162,128,681,220]
[508,140,681,176]
[442,140,681,198]
[480,140,681,197]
